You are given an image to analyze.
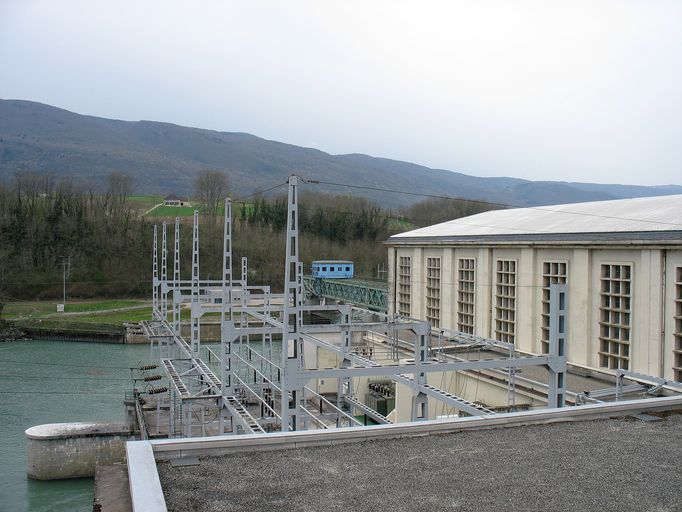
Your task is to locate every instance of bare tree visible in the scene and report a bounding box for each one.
[106,171,134,217]
[195,170,229,221]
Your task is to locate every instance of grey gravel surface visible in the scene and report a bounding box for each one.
[158,414,682,512]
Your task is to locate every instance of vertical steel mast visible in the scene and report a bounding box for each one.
[172,217,181,339]
[152,225,158,320]
[191,210,200,356]
[281,175,305,430]
[220,198,234,398]
[161,222,168,321]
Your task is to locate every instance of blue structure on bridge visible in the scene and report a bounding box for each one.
[311,260,354,279]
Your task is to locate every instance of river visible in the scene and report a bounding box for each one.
[0,340,152,512]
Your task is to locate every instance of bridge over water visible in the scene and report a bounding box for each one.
[303,276,388,312]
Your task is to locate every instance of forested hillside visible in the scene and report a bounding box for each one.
[0,172,493,301]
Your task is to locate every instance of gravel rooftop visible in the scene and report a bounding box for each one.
[158,414,682,512]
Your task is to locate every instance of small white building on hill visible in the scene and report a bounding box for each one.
[163,194,189,207]
[386,195,682,381]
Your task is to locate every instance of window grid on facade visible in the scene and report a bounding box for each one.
[541,261,568,353]
[674,267,682,381]
[457,258,475,334]
[425,257,441,328]
[398,256,411,317]
[495,260,516,344]
[598,264,632,370]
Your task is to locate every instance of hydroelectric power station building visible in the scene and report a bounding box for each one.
[386,195,682,381]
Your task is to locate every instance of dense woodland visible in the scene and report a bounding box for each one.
[0,171,495,301]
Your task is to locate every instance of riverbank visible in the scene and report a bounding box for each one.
[1,300,155,344]
[0,326,31,342]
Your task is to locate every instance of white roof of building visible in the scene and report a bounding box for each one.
[390,195,682,241]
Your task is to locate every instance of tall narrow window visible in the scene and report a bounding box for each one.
[541,262,568,353]
[674,267,682,381]
[398,256,411,317]
[599,264,632,370]
[495,260,516,344]
[457,258,476,334]
[426,257,441,328]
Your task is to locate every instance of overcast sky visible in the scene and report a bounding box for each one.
[1,1,680,185]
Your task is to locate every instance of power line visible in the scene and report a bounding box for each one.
[233,181,289,203]
[304,178,682,229]
[309,178,512,208]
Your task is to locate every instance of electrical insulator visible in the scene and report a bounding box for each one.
[148,386,168,395]
[138,364,158,371]
[143,375,162,382]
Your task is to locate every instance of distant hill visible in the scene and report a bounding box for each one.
[1,99,680,207]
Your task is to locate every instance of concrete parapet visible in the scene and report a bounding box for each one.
[148,395,682,461]
[26,422,134,480]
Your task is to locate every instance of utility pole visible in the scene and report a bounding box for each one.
[59,256,70,312]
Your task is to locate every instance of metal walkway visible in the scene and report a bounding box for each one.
[343,396,391,424]
[224,396,266,434]
[162,359,190,398]
[394,374,494,416]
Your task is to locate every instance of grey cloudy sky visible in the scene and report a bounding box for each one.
[1,0,680,185]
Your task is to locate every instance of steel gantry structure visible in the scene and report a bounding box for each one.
[142,175,569,438]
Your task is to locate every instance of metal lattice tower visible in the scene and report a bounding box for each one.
[152,225,158,319]
[161,222,168,320]
[191,210,200,356]
[220,198,235,400]
[281,175,306,430]
[172,217,181,339]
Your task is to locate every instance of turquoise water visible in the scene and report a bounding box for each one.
[0,341,152,512]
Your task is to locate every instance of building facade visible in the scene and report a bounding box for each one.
[386,195,682,381]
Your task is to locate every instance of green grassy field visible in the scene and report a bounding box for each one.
[58,309,153,324]
[3,299,194,332]
[4,299,147,319]
[146,205,196,217]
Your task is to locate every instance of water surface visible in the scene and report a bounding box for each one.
[0,341,151,512]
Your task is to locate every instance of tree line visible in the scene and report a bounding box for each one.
[239,192,389,243]
[0,170,495,301]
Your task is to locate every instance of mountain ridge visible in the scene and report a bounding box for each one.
[1,99,680,207]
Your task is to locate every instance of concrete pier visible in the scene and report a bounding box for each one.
[26,422,134,480]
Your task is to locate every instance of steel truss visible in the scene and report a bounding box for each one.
[304,276,388,312]
[144,175,569,438]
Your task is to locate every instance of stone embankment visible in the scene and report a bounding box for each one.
[0,326,31,342]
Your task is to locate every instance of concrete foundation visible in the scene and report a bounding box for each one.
[26,422,134,480]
